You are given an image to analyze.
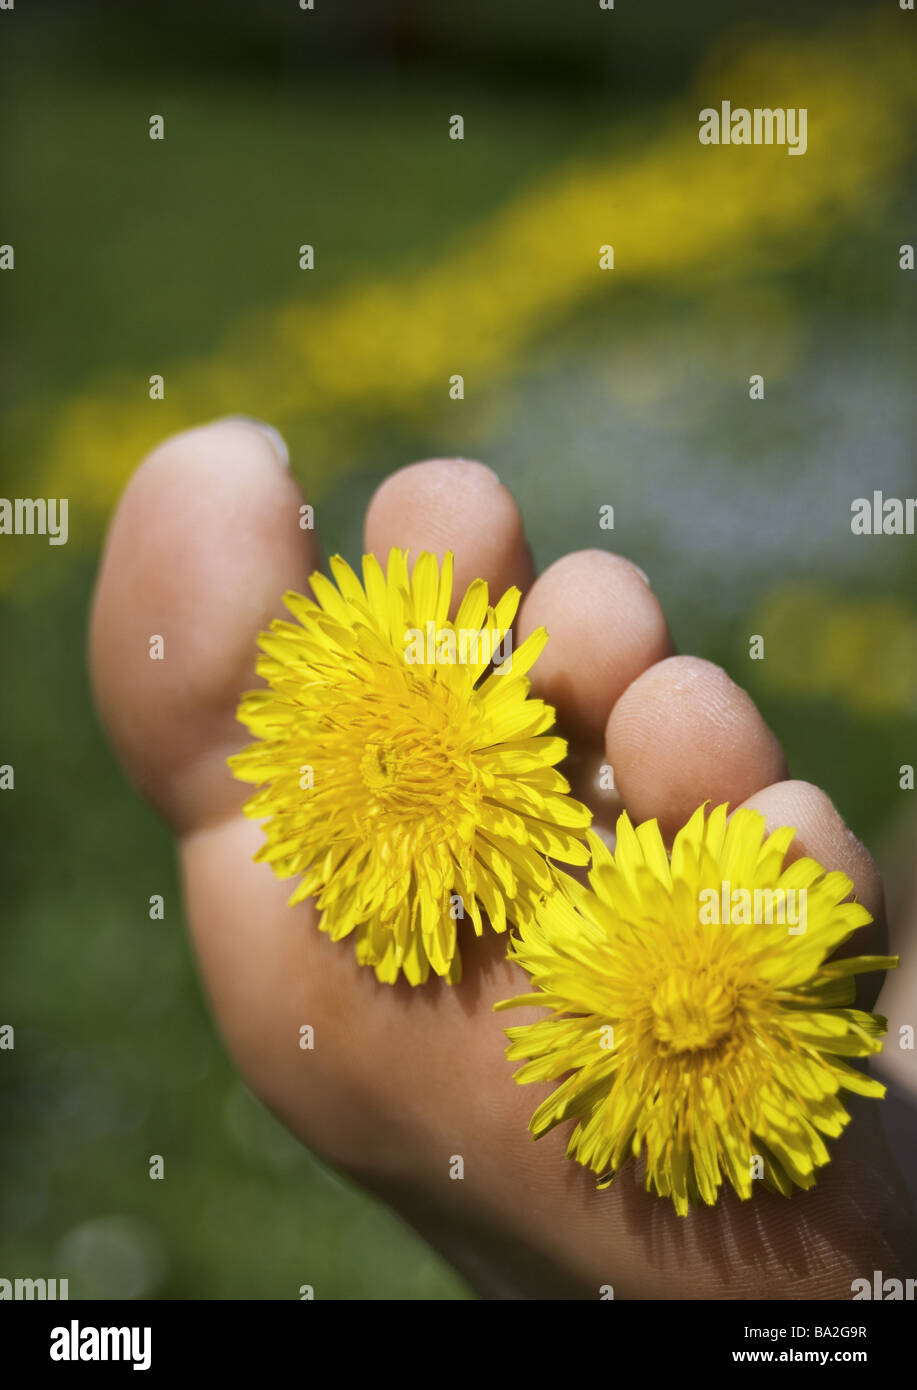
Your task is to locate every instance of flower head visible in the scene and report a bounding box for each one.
[497,803,895,1215]
[229,548,591,984]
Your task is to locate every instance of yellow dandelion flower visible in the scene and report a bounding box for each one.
[229,548,591,985]
[497,803,896,1215]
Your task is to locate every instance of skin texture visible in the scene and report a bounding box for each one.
[89,420,917,1300]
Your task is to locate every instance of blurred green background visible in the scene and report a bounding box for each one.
[1,0,915,1298]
